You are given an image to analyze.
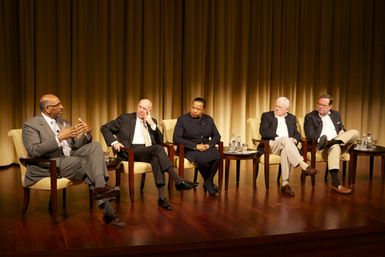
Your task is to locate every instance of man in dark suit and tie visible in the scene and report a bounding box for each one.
[259,97,318,196]
[173,97,221,196]
[304,94,359,194]
[22,94,124,227]
[100,99,195,210]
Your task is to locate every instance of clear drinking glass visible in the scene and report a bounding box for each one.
[242,143,248,152]
[371,139,377,149]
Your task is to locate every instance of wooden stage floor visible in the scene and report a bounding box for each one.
[0,157,385,257]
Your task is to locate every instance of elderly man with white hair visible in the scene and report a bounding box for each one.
[258,97,318,196]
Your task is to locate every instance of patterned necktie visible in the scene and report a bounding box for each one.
[141,120,152,147]
[51,121,71,156]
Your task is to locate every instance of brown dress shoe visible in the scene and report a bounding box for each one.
[281,185,295,196]
[303,166,319,176]
[92,185,120,200]
[331,185,352,194]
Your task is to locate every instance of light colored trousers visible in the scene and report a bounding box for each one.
[269,138,303,184]
[321,129,359,170]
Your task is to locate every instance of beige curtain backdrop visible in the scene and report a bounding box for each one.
[1,0,384,166]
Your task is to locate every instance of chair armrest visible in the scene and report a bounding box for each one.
[19,157,57,189]
[123,147,135,163]
[300,138,308,162]
[162,142,175,161]
[310,139,317,167]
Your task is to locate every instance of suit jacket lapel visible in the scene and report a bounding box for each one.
[129,114,136,145]
[37,115,56,138]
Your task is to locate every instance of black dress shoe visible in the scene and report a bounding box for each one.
[317,135,328,150]
[206,185,218,196]
[175,180,196,191]
[158,198,172,210]
[327,139,343,147]
[104,214,126,228]
[203,183,219,193]
[92,185,120,200]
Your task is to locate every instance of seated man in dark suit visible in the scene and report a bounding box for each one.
[304,94,359,194]
[100,99,195,210]
[173,97,221,196]
[259,97,318,196]
[22,94,124,227]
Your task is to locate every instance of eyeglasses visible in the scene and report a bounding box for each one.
[137,105,149,112]
[317,103,329,107]
[47,102,62,108]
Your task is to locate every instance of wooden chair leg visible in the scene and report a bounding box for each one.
[277,166,282,185]
[168,174,174,197]
[49,190,59,223]
[193,168,199,190]
[342,161,347,178]
[253,162,259,190]
[89,189,93,209]
[22,187,30,215]
[324,168,328,182]
[140,173,146,193]
[115,164,123,202]
[264,162,270,190]
[62,188,67,208]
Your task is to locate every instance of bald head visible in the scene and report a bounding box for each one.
[39,94,63,118]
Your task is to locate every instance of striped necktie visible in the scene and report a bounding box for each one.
[51,121,71,156]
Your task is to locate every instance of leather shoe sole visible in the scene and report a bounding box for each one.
[175,180,196,191]
[331,185,352,194]
[92,186,120,200]
[317,135,327,150]
[97,196,116,209]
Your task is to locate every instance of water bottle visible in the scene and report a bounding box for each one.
[367,132,372,149]
[236,136,242,152]
[230,134,236,152]
[361,134,367,150]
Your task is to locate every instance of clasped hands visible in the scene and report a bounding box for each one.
[58,118,92,140]
[196,143,210,152]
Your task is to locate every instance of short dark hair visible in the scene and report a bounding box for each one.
[193,97,206,108]
[319,94,333,105]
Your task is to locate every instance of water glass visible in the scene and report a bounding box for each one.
[242,143,248,152]
[371,139,377,149]
[355,138,362,150]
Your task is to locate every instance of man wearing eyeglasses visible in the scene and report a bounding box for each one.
[22,94,125,227]
[101,99,196,210]
[304,94,359,194]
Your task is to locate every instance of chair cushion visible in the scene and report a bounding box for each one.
[28,177,76,190]
[259,154,281,164]
[174,156,197,169]
[122,161,152,174]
